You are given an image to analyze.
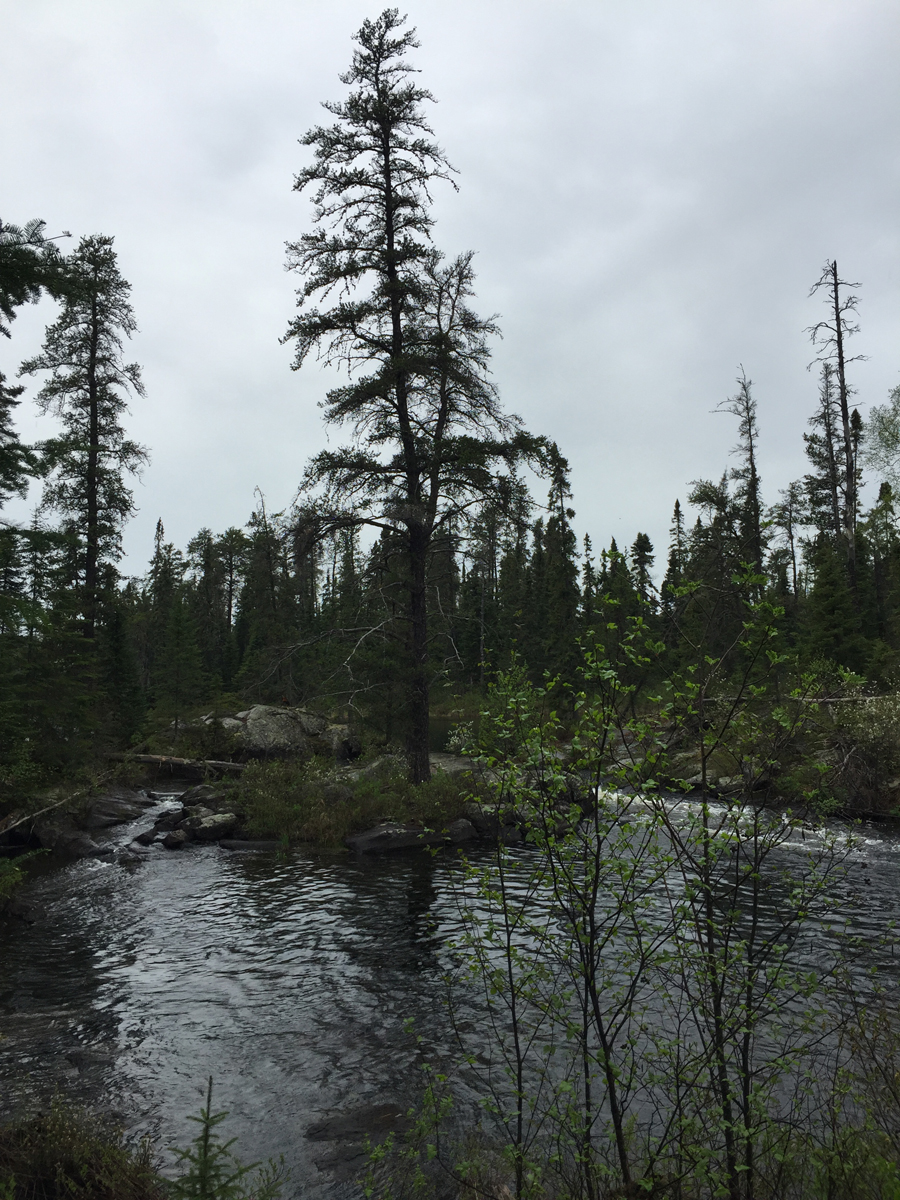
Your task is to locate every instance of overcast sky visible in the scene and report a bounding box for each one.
[2,0,899,577]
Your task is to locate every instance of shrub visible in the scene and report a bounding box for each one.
[234,758,472,846]
[0,1099,164,1200]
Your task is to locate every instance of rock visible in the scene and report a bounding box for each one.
[238,705,318,755]
[429,752,476,778]
[117,847,147,864]
[180,784,230,809]
[179,805,215,827]
[78,793,148,830]
[464,801,501,836]
[715,775,743,793]
[219,838,281,852]
[162,829,189,849]
[152,812,182,833]
[36,818,105,858]
[319,724,362,761]
[342,755,406,785]
[132,829,157,846]
[192,813,239,841]
[4,896,46,923]
[501,824,524,845]
[345,822,447,854]
[446,818,477,843]
[219,717,244,733]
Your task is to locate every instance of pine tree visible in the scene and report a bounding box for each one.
[716,369,764,576]
[803,363,844,544]
[20,234,148,638]
[153,590,207,748]
[770,481,804,600]
[630,532,655,606]
[283,10,545,781]
[661,500,686,643]
[0,217,66,339]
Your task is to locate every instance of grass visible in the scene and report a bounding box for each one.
[0,1100,165,1200]
[233,757,475,846]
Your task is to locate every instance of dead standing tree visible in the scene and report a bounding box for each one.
[808,261,866,589]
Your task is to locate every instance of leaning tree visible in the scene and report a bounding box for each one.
[284,9,545,782]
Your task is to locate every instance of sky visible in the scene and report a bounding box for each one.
[2,0,899,578]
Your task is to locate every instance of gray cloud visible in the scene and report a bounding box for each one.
[3,0,898,573]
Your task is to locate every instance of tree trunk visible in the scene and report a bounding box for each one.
[84,292,100,639]
[830,261,857,586]
[406,523,431,784]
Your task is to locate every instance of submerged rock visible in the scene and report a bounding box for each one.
[345,822,448,854]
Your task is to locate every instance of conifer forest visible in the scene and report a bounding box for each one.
[3,10,900,1200]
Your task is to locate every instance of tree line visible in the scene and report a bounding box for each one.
[2,9,899,798]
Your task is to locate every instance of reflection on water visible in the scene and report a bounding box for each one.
[2,791,900,1198]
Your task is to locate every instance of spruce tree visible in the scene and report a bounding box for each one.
[20,234,148,638]
[283,10,545,780]
[716,370,764,576]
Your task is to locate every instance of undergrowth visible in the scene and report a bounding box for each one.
[234,758,473,846]
[0,1100,165,1200]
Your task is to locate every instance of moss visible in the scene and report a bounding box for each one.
[232,758,474,847]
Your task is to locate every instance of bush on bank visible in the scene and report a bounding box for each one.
[232,757,474,847]
[0,1101,165,1200]
[0,1084,286,1200]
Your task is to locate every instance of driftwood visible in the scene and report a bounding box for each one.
[108,753,245,774]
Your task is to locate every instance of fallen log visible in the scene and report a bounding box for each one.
[108,753,245,774]
[0,771,117,835]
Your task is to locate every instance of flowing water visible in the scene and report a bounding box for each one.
[2,788,900,1197]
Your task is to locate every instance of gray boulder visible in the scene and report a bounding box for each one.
[237,705,321,755]
[179,784,230,809]
[36,816,105,858]
[193,813,239,841]
[446,818,477,843]
[429,753,476,778]
[162,829,189,849]
[464,801,501,836]
[179,805,215,828]
[341,755,407,786]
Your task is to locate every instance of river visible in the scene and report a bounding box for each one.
[2,787,900,1197]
